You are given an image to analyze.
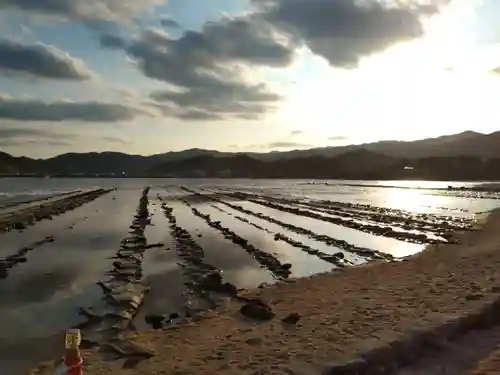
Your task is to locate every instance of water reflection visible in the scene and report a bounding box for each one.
[379,188,445,213]
[0,191,139,373]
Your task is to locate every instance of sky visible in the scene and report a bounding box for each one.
[0,0,500,158]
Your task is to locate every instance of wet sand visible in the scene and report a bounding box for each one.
[28,207,500,375]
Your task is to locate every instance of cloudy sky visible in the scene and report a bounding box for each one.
[1,0,499,158]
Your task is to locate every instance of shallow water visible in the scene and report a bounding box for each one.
[0,190,140,374]
[1,178,500,374]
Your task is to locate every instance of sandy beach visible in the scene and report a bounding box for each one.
[28,204,500,375]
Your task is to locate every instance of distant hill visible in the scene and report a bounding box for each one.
[261,131,500,160]
[1,130,500,180]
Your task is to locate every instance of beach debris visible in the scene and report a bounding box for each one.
[240,299,275,321]
[51,329,84,375]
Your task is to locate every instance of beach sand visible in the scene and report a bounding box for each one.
[32,208,500,375]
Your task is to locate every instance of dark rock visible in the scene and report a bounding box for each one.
[281,263,292,271]
[145,314,164,329]
[240,300,275,321]
[13,221,26,230]
[282,313,301,325]
[333,252,345,259]
[219,282,238,296]
[12,255,27,263]
[169,312,180,320]
[199,272,223,291]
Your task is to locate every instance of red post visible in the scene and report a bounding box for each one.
[63,329,83,375]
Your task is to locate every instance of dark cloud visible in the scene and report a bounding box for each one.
[150,83,280,119]
[176,109,225,121]
[266,141,311,149]
[0,127,133,147]
[256,0,444,67]
[0,0,162,22]
[161,18,180,29]
[0,97,143,122]
[99,34,127,49]
[102,136,133,144]
[0,139,71,147]
[0,39,92,80]
[0,127,76,139]
[103,16,296,120]
[99,0,441,120]
[290,130,303,136]
[0,127,78,147]
[491,66,500,74]
[328,135,349,141]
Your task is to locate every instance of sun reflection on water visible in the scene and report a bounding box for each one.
[380,188,450,214]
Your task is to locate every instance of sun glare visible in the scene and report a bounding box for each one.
[276,0,500,142]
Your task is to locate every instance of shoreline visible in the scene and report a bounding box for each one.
[31,207,500,375]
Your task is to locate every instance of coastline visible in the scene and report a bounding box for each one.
[31,207,500,375]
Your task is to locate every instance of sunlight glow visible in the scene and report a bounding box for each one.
[276,0,500,143]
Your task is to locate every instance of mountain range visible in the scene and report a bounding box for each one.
[1,130,500,180]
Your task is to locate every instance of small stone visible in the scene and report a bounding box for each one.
[465,293,484,301]
[240,300,275,321]
[245,337,263,346]
[13,221,27,230]
[282,313,301,325]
